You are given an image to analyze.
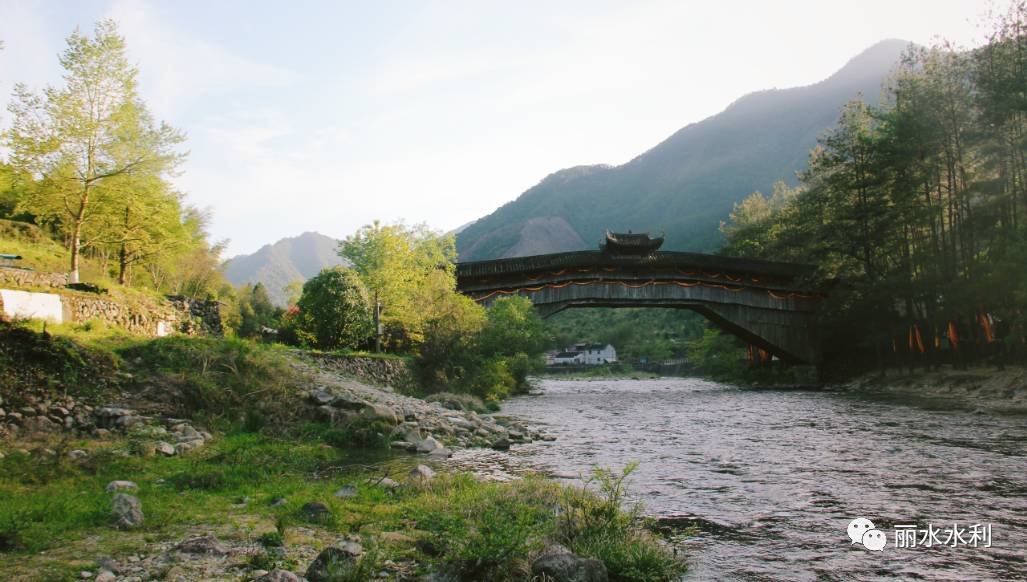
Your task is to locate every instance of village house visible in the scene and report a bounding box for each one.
[547,343,618,365]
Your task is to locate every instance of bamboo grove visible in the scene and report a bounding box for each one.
[720,4,1027,370]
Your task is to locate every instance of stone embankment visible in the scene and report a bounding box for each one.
[302,352,413,389]
[0,392,213,460]
[837,365,1027,413]
[295,354,550,452]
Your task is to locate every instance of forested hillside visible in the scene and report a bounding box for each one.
[457,39,910,260]
[720,4,1027,370]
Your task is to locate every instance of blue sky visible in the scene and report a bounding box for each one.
[0,0,1000,256]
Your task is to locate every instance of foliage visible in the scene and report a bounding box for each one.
[556,463,685,581]
[546,308,705,363]
[236,282,284,339]
[291,267,374,350]
[414,282,487,392]
[477,295,548,358]
[116,336,300,424]
[415,296,547,400]
[339,220,456,350]
[720,10,1027,371]
[3,20,185,284]
[0,321,121,404]
[685,327,747,382]
[321,418,394,449]
[0,432,685,581]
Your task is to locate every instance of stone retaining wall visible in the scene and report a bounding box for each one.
[305,353,412,389]
[0,267,69,289]
[0,287,223,337]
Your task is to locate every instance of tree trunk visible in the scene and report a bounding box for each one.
[118,206,130,285]
[69,186,90,284]
[70,222,82,284]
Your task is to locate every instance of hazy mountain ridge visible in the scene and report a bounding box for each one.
[456,39,911,260]
[224,231,347,305]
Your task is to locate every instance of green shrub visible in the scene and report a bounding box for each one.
[556,464,685,581]
[321,543,382,582]
[293,268,374,350]
[117,336,299,422]
[412,475,555,581]
[322,418,394,449]
[257,531,283,547]
[424,392,487,413]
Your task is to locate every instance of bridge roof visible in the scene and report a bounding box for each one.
[455,250,816,280]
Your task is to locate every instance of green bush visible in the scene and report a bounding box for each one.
[293,268,374,350]
[556,464,685,581]
[322,418,393,449]
[413,475,554,581]
[117,336,299,423]
[424,392,488,413]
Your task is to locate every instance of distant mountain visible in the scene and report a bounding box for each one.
[457,39,910,260]
[224,232,346,305]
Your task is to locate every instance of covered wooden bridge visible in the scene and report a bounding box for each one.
[455,232,823,364]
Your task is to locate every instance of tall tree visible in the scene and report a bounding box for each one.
[339,220,456,349]
[3,20,185,283]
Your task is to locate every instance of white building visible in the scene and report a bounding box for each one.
[548,343,618,365]
[579,343,617,365]
[552,351,585,365]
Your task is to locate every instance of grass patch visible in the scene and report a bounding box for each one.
[0,432,685,580]
[0,321,122,405]
[116,336,302,424]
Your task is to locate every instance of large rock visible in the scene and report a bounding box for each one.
[305,542,363,581]
[531,545,608,582]
[330,394,366,410]
[175,534,229,555]
[334,485,358,498]
[111,493,144,528]
[301,502,332,522]
[361,403,399,424]
[253,570,303,582]
[409,464,435,483]
[416,436,443,453]
[106,480,139,493]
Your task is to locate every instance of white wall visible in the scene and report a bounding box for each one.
[0,289,64,323]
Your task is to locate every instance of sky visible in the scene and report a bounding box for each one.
[0,0,1004,257]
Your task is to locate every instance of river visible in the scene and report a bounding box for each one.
[485,377,1027,581]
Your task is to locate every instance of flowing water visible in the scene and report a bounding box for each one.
[486,377,1027,581]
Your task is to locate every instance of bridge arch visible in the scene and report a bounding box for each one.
[455,233,823,364]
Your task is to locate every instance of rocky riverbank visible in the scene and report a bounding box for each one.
[0,325,684,581]
[294,354,551,452]
[835,365,1027,413]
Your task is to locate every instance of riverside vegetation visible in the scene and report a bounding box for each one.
[0,320,685,581]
